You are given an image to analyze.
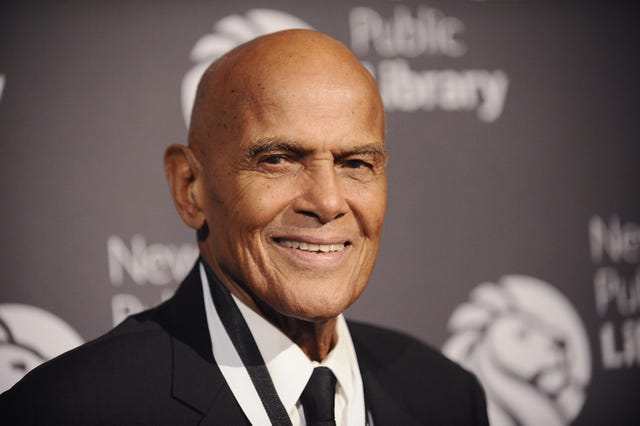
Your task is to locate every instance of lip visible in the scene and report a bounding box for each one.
[273,235,350,245]
[271,235,352,268]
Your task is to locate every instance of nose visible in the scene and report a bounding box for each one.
[293,162,349,224]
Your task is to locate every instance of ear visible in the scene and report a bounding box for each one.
[163,144,206,230]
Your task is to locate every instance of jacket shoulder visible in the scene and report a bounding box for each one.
[0,308,178,424]
[348,320,464,375]
[348,320,489,425]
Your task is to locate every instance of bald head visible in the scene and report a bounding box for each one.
[187,29,384,157]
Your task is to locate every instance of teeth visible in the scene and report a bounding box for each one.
[277,239,345,252]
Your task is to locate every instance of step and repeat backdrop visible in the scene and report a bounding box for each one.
[1,1,639,424]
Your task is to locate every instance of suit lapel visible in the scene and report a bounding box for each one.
[359,367,422,426]
[172,336,248,425]
[350,323,422,426]
[158,262,249,424]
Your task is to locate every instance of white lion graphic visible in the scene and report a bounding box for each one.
[0,304,84,392]
[0,317,46,392]
[181,9,314,126]
[443,276,591,426]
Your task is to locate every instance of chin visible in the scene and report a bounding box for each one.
[294,307,345,322]
[279,291,359,322]
[252,270,367,322]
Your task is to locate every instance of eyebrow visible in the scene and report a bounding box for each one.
[248,138,307,158]
[248,137,387,160]
[334,143,387,161]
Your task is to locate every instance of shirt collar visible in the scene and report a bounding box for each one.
[234,294,357,414]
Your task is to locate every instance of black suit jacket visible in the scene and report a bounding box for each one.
[1,264,488,425]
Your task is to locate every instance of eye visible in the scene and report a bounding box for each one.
[11,359,27,372]
[343,159,371,169]
[260,155,285,165]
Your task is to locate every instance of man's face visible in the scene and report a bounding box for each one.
[198,71,387,321]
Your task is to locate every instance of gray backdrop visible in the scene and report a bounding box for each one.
[1,1,639,425]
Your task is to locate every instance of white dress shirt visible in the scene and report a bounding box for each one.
[199,263,366,425]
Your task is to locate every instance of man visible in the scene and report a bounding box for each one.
[1,30,488,425]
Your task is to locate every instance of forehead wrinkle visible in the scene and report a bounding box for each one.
[188,29,385,161]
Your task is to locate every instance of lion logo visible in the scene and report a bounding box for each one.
[442,275,591,426]
[181,9,314,126]
[0,304,84,392]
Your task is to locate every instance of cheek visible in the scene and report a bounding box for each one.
[229,178,294,233]
[347,181,387,236]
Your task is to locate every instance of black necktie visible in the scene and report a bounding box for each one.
[300,366,337,426]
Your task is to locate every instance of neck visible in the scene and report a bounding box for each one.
[259,306,339,362]
[203,256,338,362]
[236,287,339,362]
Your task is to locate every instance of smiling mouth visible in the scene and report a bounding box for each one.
[273,238,349,253]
